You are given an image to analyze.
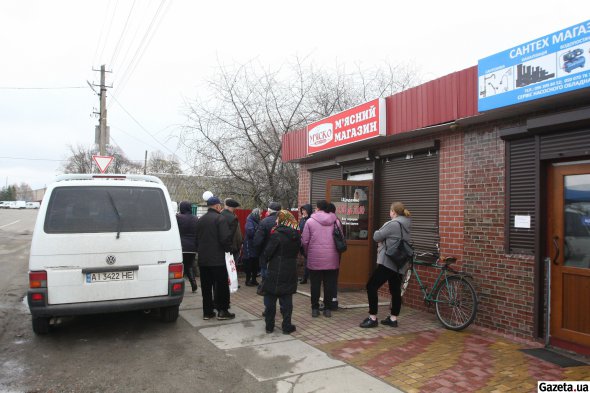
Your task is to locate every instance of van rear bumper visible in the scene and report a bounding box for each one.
[27,289,184,318]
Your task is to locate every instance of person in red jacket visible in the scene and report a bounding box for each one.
[301,200,342,318]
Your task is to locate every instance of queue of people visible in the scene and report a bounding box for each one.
[176,195,412,334]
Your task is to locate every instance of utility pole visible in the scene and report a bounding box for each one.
[91,65,111,156]
[99,65,107,156]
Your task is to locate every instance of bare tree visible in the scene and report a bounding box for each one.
[147,151,182,175]
[181,58,419,208]
[15,183,33,201]
[61,144,142,174]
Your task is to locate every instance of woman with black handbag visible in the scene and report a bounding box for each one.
[359,202,412,328]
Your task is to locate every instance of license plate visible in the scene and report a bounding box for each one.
[86,271,134,283]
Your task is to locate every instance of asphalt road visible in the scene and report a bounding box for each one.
[0,209,275,393]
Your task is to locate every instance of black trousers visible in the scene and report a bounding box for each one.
[243,257,259,283]
[199,265,230,315]
[264,293,293,331]
[182,253,198,290]
[309,269,338,310]
[366,264,402,316]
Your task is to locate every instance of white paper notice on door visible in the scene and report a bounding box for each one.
[514,215,531,229]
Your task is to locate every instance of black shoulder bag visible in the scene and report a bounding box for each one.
[385,222,414,269]
[333,220,347,253]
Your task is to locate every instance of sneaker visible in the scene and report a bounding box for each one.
[203,312,216,320]
[265,325,274,334]
[299,278,307,284]
[381,316,398,327]
[282,325,296,335]
[323,309,332,318]
[312,309,320,318]
[359,317,378,328]
[217,310,236,320]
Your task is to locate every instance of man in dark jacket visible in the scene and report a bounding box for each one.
[253,201,281,280]
[195,196,234,320]
[221,198,243,261]
[176,201,198,293]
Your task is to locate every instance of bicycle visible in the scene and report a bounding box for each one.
[400,244,478,331]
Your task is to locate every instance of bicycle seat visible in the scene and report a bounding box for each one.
[444,257,457,265]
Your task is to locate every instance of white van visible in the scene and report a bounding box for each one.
[10,200,26,209]
[27,174,185,334]
[26,201,41,209]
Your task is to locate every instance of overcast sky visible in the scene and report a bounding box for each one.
[0,0,587,190]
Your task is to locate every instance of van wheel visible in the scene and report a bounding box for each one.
[32,316,50,334]
[160,305,179,322]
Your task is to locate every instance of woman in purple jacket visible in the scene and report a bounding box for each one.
[301,200,342,318]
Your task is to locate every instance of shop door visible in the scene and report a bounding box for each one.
[327,180,373,289]
[547,162,590,348]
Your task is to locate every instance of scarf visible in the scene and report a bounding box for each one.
[276,209,299,231]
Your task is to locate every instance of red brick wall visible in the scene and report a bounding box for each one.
[397,128,535,339]
[402,131,466,310]
[298,164,310,208]
[462,126,535,338]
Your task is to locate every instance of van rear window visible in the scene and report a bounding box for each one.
[44,186,171,233]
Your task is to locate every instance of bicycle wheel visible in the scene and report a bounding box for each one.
[434,275,477,331]
[400,267,412,297]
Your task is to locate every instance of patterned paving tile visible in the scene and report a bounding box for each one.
[228,273,590,392]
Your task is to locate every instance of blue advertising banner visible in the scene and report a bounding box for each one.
[478,20,590,112]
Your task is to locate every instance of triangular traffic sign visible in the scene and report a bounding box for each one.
[92,155,114,173]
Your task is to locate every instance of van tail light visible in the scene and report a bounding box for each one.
[172,283,183,294]
[30,271,47,288]
[31,293,44,301]
[169,263,183,279]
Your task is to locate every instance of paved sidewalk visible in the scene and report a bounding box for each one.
[182,275,590,392]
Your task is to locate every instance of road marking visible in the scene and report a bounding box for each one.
[0,220,20,229]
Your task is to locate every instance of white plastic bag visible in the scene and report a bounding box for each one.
[225,252,239,293]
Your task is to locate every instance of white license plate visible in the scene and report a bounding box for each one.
[86,271,135,283]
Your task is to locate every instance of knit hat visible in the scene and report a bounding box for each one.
[224,198,240,208]
[268,201,281,212]
[249,208,261,222]
[206,196,222,206]
[276,210,299,230]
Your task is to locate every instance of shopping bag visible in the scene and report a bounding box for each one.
[225,252,239,293]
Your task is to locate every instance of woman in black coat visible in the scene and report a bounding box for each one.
[176,201,198,292]
[261,210,300,334]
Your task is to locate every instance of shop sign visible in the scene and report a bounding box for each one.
[478,19,590,112]
[307,98,386,154]
[329,185,370,240]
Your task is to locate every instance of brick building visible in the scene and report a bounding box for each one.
[281,22,590,354]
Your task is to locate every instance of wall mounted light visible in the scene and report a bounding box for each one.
[405,153,414,159]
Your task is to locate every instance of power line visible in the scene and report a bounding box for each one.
[112,0,170,99]
[98,0,119,63]
[109,94,182,161]
[0,86,87,90]
[109,0,137,67]
[92,0,113,66]
[0,156,65,162]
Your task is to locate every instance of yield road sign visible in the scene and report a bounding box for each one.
[92,155,114,173]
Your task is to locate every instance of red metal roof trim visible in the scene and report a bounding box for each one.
[282,66,479,162]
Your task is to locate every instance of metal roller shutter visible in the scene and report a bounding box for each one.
[310,166,342,204]
[377,152,439,253]
[507,138,536,254]
[539,128,590,160]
